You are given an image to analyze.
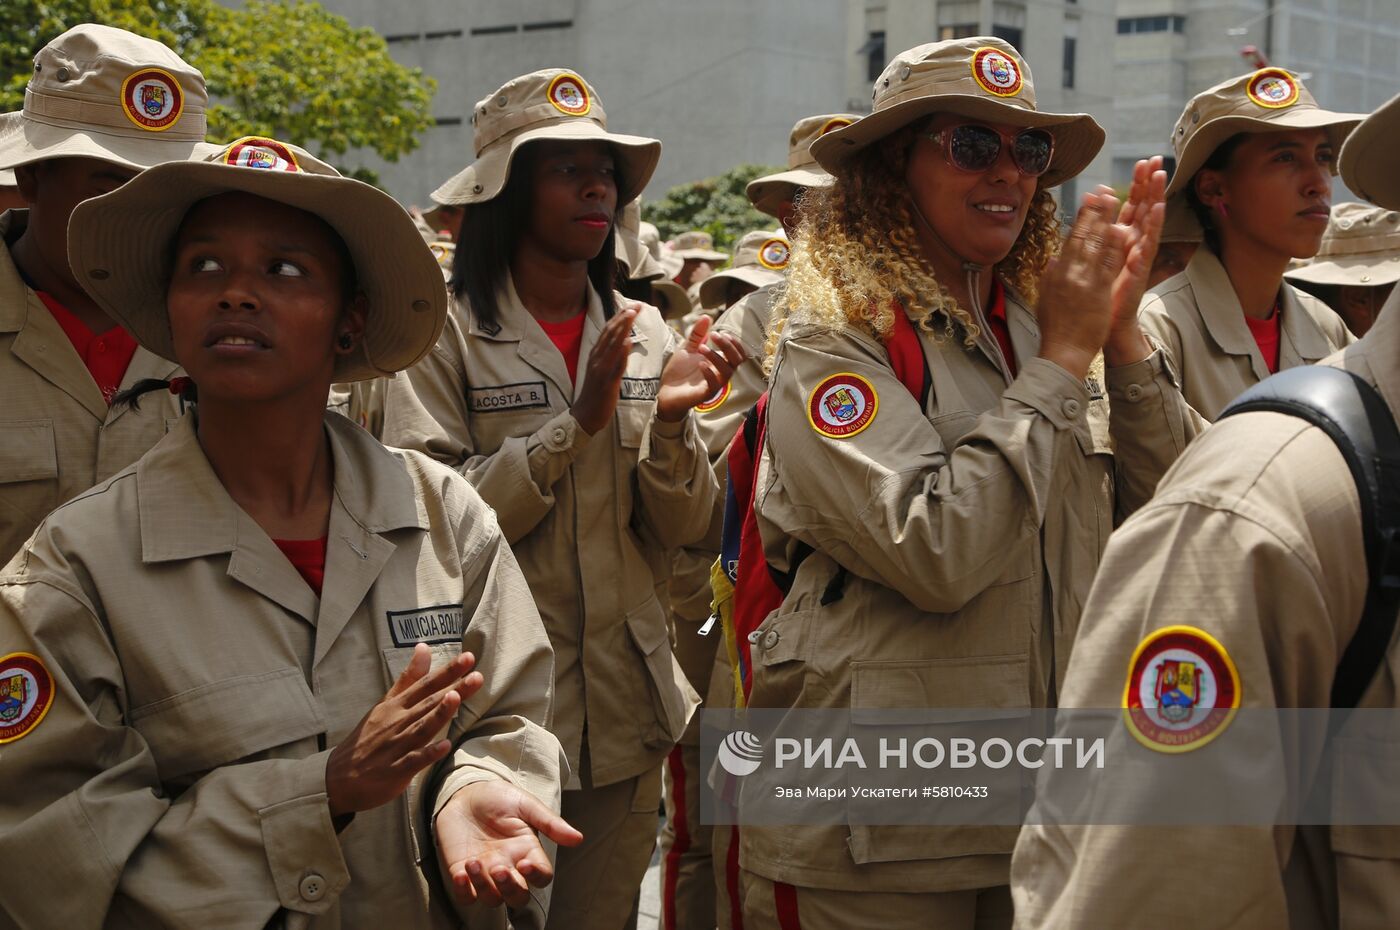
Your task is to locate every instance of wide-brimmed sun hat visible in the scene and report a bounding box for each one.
[1284,202,1400,288]
[0,24,208,172]
[616,199,667,280]
[811,37,1104,188]
[68,136,447,383]
[668,230,728,263]
[697,230,789,309]
[746,113,859,217]
[1163,68,1364,208]
[431,68,660,208]
[1340,92,1400,212]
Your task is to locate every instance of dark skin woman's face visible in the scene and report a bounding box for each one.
[166,191,364,404]
[520,140,618,262]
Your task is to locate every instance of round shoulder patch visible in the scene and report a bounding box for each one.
[757,237,790,270]
[1122,626,1241,753]
[696,381,730,413]
[819,117,853,136]
[120,68,184,132]
[970,47,1024,98]
[807,372,878,439]
[222,137,301,172]
[0,653,55,744]
[547,73,591,117]
[1247,69,1300,109]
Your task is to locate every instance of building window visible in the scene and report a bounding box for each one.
[992,24,1023,50]
[1116,15,1186,35]
[858,31,887,81]
[522,19,573,31]
[939,23,979,40]
[469,23,518,36]
[1063,36,1076,88]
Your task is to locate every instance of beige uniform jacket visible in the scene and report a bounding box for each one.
[328,376,389,439]
[0,413,563,930]
[0,210,182,564]
[1141,247,1354,421]
[1011,288,1400,930]
[740,290,1182,893]
[381,277,712,788]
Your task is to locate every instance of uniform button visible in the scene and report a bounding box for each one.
[747,630,761,644]
[1061,398,1082,418]
[1125,384,1143,402]
[552,427,567,444]
[299,873,326,902]
[762,630,780,650]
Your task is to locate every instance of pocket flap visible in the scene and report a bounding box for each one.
[850,654,1029,709]
[625,601,670,654]
[0,420,57,483]
[130,667,326,781]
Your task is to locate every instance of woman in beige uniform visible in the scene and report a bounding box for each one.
[380,69,744,930]
[0,137,576,929]
[1140,68,1362,422]
[736,37,1177,929]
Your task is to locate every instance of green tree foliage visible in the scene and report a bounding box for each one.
[1,0,436,182]
[644,163,784,250]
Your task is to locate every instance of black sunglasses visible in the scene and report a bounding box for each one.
[923,124,1056,178]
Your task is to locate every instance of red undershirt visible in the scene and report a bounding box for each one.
[984,280,1018,378]
[274,537,328,596]
[1244,303,1282,374]
[37,291,139,404]
[536,312,587,385]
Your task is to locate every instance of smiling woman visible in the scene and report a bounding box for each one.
[0,136,580,929]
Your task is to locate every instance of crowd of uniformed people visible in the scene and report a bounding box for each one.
[1,20,1398,930]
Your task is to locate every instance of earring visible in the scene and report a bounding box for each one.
[1215,202,1230,220]
[338,333,354,350]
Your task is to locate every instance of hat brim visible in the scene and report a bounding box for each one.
[810,95,1105,189]
[0,111,210,172]
[1284,253,1400,287]
[698,265,784,309]
[1164,108,1365,201]
[746,167,832,217]
[1341,93,1400,211]
[650,280,692,321]
[672,248,729,263]
[68,162,447,383]
[431,120,660,207]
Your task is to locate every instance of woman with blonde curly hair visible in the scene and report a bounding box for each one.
[732,38,1182,930]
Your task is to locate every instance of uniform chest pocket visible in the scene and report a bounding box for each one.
[616,401,652,449]
[928,411,978,448]
[129,667,326,784]
[470,408,556,454]
[0,419,58,483]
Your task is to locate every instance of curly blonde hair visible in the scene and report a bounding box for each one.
[767,125,1062,361]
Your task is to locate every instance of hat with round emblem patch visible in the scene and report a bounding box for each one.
[810,37,1103,188]
[747,113,861,219]
[698,230,789,309]
[431,68,660,208]
[0,24,209,172]
[1163,69,1364,215]
[67,136,447,383]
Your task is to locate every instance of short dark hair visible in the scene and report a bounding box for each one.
[450,141,621,329]
[1183,132,1248,254]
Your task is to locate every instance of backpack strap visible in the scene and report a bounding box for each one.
[1220,365,1400,709]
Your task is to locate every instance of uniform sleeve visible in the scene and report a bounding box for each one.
[633,327,720,550]
[0,579,350,929]
[430,507,565,820]
[699,292,772,472]
[381,313,592,545]
[1010,417,1366,929]
[762,326,1089,614]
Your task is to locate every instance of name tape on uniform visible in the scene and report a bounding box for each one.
[621,377,661,401]
[386,605,466,648]
[469,381,551,413]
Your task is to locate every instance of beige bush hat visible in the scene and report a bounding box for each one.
[68,136,447,383]
[0,24,208,172]
[811,37,1103,188]
[698,230,789,308]
[0,168,13,186]
[651,280,692,321]
[668,230,728,263]
[431,69,659,208]
[1341,92,1400,212]
[616,199,667,280]
[747,113,859,217]
[1284,202,1400,288]
[1163,68,1363,206]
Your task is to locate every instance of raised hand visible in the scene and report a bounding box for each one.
[325,644,482,817]
[436,779,584,908]
[655,314,748,422]
[571,305,638,435]
[1105,158,1168,364]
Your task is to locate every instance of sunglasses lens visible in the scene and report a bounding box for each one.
[948,125,1001,172]
[1012,130,1054,176]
